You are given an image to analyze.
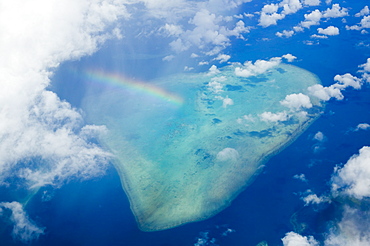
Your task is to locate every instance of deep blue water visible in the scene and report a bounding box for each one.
[2,1,370,245]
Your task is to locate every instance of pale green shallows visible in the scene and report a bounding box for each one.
[83,64,323,231]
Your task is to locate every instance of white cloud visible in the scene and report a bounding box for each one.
[355,6,370,17]
[244,13,254,18]
[276,30,295,38]
[311,34,328,39]
[184,66,194,71]
[332,146,370,199]
[207,78,224,93]
[280,0,303,15]
[258,0,306,27]
[308,84,342,101]
[280,93,313,110]
[208,65,220,75]
[282,54,297,62]
[308,73,362,102]
[214,54,231,63]
[300,9,323,28]
[322,4,348,18]
[282,232,319,246]
[313,131,325,141]
[259,12,286,27]
[304,0,320,6]
[355,123,370,131]
[222,96,234,108]
[0,202,44,242]
[318,26,339,35]
[302,193,328,205]
[163,55,175,61]
[216,148,239,161]
[358,58,370,82]
[294,173,307,182]
[167,5,250,54]
[163,23,183,36]
[298,5,347,30]
[333,73,362,90]
[262,3,279,14]
[346,15,370,31]
[260,111,288,123]
[170,38,190,52]
[359,58,370,73]
[0,0,125,188]
[308,84,343,101]
[325,206,370,246]
[234,57,282,77]
[227,20,250,38]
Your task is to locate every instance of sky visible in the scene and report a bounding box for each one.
[0,0,370,245]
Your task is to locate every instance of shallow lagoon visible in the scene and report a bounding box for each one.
[82,64,323,231]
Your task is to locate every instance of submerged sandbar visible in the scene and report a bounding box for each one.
[83,64,323,231]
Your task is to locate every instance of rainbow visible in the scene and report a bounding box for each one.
[84,70,184,106]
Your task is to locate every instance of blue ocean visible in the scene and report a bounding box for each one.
[1,1,370,245]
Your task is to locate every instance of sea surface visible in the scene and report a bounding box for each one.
[3,3,370,244]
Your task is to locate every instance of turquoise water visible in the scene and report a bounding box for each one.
[2,1,369,244]
[82,64,323,231]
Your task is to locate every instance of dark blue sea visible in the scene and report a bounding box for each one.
[2,1,370,245]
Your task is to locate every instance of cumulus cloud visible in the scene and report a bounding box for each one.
[358,58,370,82]
[282,54,297,62]
[355,6,370,18]
[163,55,175,61]
[163,23,184,37]
[261,3,279,14]
[303,193,324,205]
[276,30,295,38]
[0,0,127,188]
[297,4,347,31]
[331,146,370,199]
[216,148,239,161]
[308,84,342,101]
[0,202,44,242]
[325,206,370,246]
[333,73,362,89]
[282,232,319,246]
[300,9,323,28]
[234,57,282,77]
[313,131,325,142]
[208,65,221,75]
[311,34,328,39]
[260,111,289,123]
[355,123,370,131]
[280,0,303,15]
[359,58,370,73]
[322,4,348,18]
[258,0,304,27]
[214,54,231,63]
[280,93,313,110]
[222,96,234,108]
[317,26,339,36]
[293,173,307,182]
[302,189,330,205]
[308,73,362,102]
[208,78,225,94]
[346,16,370,31]
[167,5,250,55]
[259,12,285,27]
[303,0,320,6]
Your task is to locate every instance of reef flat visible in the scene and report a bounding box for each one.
[82,64,323,231]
